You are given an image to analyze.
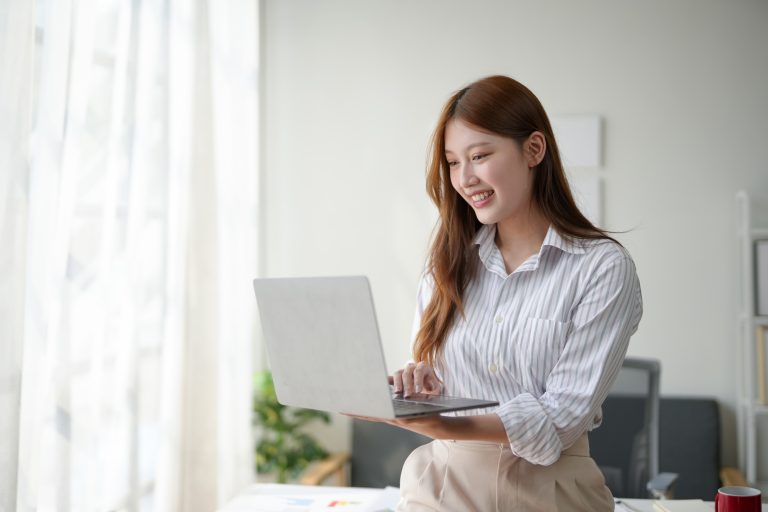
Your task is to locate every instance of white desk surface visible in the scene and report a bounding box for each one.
[615,498,767,512]
[616,498,708,511]
[220,484,768,512]
[218,483,399,511]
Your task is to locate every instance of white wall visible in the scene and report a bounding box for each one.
[261,0,768,469]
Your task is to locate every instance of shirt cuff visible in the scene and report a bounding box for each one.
[495,394,563,466]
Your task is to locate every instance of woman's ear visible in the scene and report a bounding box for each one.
[525,132,546,168]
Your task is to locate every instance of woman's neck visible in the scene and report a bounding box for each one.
[494,207,550,273]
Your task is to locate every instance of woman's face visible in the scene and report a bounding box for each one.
[445,118,542,227]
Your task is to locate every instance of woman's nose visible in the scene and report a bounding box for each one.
[460,166,479,188]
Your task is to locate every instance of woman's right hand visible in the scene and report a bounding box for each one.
[390,361,442,397]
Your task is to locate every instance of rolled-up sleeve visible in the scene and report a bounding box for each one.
[495,254,643,465]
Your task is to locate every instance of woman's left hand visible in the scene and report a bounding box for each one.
[343,412,509,444]
[342,413,449,440]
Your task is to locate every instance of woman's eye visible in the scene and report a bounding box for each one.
[472,153,488,161]
[447,160,459,167]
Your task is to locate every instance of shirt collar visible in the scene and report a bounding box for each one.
[472,224,507,278]
[472,224,497,265]
[472,223,586,277]
[540,224,587,255]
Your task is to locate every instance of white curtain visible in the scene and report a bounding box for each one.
[0,0,35,510]
[0,0,259,510]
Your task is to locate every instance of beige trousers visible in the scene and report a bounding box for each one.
[396,434,614,512]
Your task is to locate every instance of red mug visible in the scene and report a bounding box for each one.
[715,486,762,512]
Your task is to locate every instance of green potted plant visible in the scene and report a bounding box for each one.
[252,371,331,483]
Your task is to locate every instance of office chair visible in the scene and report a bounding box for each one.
[589,357,678,499]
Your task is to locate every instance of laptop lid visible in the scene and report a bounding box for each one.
[254,276,500,419]
[253,276,396,418]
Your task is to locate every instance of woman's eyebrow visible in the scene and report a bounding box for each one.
[445,141,493,155]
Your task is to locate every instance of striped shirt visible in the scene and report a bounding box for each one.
[412,223,643,466]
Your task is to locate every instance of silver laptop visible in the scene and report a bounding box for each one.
[252,276,498,418]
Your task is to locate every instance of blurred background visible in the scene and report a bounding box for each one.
[2,1,767,511]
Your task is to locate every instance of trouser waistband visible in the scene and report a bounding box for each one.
[448,432,590,457]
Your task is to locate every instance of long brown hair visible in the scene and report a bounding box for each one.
[413,75,616,367]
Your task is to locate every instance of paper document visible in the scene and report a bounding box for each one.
[615,499,646,512]
[218,484,401,512]
[652,499,712,512]
[367,486,400,511]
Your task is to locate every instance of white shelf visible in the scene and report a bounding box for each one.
[752,481,768,498]
[738,399,768,413]
[737,191,768,485]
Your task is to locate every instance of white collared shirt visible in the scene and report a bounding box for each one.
[412,224,643,466]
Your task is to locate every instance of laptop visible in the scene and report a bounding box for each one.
[252,276,499,419]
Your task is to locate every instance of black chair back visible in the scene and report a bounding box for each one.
[590,357,660,498]
[350,420,430,488]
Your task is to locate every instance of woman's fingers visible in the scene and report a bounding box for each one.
[392,369,405,393]
[392,362,441,397]
[413,362,430,394]
[341,413,387,423]
[423,372,442,394]
[415,362,442,394]
[402,362,416,396]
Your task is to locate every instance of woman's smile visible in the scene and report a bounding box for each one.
[471,190,495,207]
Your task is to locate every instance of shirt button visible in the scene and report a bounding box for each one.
[494,314,503,324]
[489,362,498,373]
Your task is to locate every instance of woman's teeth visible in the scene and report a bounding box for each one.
[472,191,494,201]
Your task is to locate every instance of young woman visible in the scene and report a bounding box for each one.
[358,75,642,511]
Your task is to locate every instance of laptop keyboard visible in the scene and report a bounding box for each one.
[392,398,450,415]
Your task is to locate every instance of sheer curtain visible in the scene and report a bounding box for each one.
[0,0,259,510]
[0,0,35,510]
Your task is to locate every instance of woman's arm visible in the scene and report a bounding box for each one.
[399,413,509,443]
[347,412,509,444]
[493,253,643,465]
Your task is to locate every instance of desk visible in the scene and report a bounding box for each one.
[616,498,768,512]
[616,499,707,511]
[220,484,768,512]
[218,484,399,511]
